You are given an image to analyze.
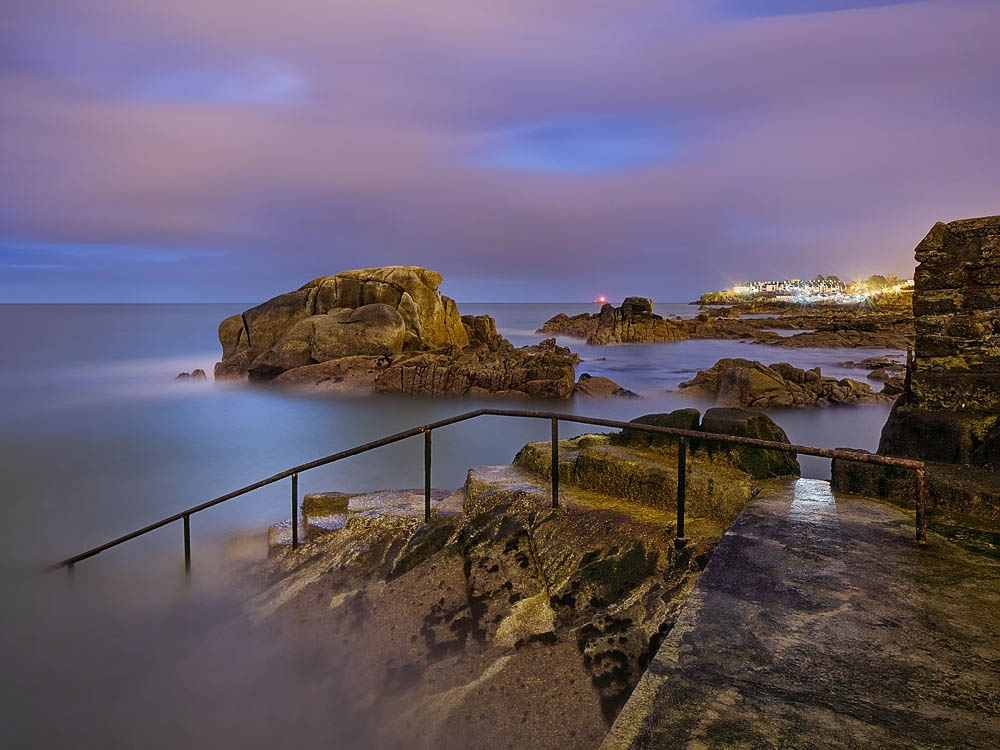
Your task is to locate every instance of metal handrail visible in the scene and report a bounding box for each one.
[50,408,928,571]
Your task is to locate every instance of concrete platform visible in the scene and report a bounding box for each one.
[603,478,1000,749]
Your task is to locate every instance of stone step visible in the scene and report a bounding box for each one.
[513,434,755,524]
[464,464,734,541]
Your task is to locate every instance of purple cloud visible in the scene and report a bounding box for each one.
[1,0,998,302]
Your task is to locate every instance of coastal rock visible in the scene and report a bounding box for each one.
[271,356,387,393]
[840,357,905,372]
[373,338,579,399]
[252,462,718,746]
[174,368,207,381]
[572,373,640,399]
[613,410,702,449]
[538,300,913,350]
[678,358,891,408]
[302,266,469,351]
[608,408,800,480]
[696,407,801,479]
[214,266,580,398]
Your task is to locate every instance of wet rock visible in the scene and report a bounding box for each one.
[215,266,580,397]
[678,358,890,408]
[248,454,740,747]
[613,409,702,449]
[572,374,640,399]
[373,338,579,399]
[696,407,801,479]
[539,300,914,349]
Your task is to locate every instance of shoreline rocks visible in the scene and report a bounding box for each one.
[538,298,913,350]
[677,358,896,409]
[251,405,798,746]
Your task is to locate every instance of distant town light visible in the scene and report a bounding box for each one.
[596,295,607,304]
[725,276,912,304]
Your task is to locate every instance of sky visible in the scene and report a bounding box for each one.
[1,0,998,303]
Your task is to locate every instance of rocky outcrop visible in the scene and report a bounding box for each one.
[248,404,806,746]
[538,299,913,350]
[372,338,579,399]
[252,467,717,748]
[572,374,640,399]
[214,266,580,398]
[678,358,894,409]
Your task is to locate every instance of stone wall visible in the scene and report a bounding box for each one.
[878,216,1000,467]
[832,217,999,524]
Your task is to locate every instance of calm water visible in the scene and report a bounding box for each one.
[0,303,898,748]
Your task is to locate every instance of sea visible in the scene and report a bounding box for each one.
[0,302,902,748]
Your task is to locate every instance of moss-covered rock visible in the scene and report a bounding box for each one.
[611,409,701,449]
[695,407,801,479]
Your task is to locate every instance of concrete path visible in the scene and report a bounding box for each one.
[602,478,1000,749]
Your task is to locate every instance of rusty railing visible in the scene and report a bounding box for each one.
[49,408,928,572]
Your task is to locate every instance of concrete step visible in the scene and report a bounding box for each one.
[602,478,1000,749]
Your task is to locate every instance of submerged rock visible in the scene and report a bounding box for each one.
[174,368,207,381]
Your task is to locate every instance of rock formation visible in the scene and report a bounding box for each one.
[678,358,894,409]
[832,217,1000,522]
[250,406,799,746]
[214,266,580,398]
[572,374,640,399]
[538,298,913,350]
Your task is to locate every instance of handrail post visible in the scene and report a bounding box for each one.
[551,417,559,509]
[424,429,432,522]
[675,437,687,548]
[291,473,299,550]
[182,514,191,573]
[915,467,927,545]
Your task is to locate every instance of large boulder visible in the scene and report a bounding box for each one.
[612,409,702,449]
[215,265,470,382]
[301,267,469,351]
[695,407,801,479]
[572,374,639,399]
[247,304,406,381]
[607,408,799,479]
[242,288,318,356]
